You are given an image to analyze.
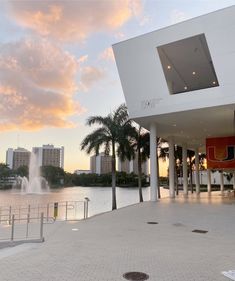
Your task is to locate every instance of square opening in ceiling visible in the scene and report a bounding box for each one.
[157,34,219,95]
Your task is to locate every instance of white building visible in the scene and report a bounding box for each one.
[6,147,30,170]
[90,153,112,175]
[74,169,91,175]
[113,6,235,200]
[32,145,64,169]
[118,157,149,175]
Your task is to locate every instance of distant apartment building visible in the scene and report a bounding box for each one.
[32,145,64,169]
[90,153,112,175]
[6,147,30,170]
[74,169,91,175]
[118,156,149,175]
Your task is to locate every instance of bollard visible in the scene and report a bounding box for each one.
[84,197,90,219]
[11,214,15,241]
[40,213,44,241]
[65,201,68,220]
[83,201,86,219]
[54,202,58,219]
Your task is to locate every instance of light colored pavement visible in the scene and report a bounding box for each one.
[0,192,235,281]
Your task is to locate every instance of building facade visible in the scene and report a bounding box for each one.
[32,145,64,169]
[90,153,112,175]
[6,147,30,170]
[119,157,149,175]
[113,6,235,200]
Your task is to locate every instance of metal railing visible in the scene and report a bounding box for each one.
[0,212,48,243]
[0,198,90,244]
[0,198,90,225]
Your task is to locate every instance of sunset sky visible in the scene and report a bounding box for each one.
[0,0,235,173]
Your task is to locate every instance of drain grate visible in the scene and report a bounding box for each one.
[192,229,208,234]
[147,221,158,224]
[123,272,149,281]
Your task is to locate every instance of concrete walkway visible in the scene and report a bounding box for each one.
[0,193,235,280]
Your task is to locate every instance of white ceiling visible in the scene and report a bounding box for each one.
[134,104,235,152]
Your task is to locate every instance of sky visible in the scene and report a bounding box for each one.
[0,0,235,173]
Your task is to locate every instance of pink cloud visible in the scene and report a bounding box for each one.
[99,47,115,62]
[79,66,105,92]
[0,38,84,131]
[8,0,142,42]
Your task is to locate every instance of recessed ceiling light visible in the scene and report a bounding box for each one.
[167,65,171,69]
[192,71,196,75]
[212,81,216,85]
[173,124,177,127]
[184,86,188,90]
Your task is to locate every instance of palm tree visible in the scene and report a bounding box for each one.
[80,104,133,210]
[130,125,150,202]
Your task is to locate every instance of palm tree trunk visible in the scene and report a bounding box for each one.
[138,147,143,202]
[112,142,117,210]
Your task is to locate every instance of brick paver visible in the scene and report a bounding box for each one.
[0,193,234,281]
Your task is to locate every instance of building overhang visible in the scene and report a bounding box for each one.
[113,6,235,151]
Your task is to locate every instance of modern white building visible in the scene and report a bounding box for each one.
[32,145,64,169]
[113,6,235,200]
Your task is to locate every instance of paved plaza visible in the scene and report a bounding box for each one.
[0,192,235,281]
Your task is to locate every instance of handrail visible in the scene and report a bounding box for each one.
[0,198,90,225]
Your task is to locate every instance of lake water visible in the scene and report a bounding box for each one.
[0,186,169,219]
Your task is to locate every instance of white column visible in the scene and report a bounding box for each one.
[220,172,224,194]
[207,169,211,193]
[233,171,235,190]
[169,138,175,198]
[150,123,158,201]
[182,144,188,196]
[195,148,200,194]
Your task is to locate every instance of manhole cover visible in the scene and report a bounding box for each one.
[123,272,149,281]
[192,229,208,234]
[147,221,158,224]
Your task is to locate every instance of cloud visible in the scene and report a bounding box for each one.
[8,0,142,42]
[79,66,105,92]
[0,38,84,131]
[99,47,115,62]
[170,9,189,24]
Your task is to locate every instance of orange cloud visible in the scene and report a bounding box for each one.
[0,38,83,131]
[8,0,142,42]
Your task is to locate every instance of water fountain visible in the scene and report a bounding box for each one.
[17,152,49,194]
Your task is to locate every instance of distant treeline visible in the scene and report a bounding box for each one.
[0,163,169,188]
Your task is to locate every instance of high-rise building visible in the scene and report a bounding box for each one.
[90,153,112,175]
[118,156,149,175]
[32,145,64,169]
[6,147,30,170]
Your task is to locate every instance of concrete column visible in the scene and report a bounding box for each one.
[233,171,235,190]
[169,138,175,198]
[182,144,188,196]
[195,148,200,195]
[207,169,211,193]
[150,123,158,201]
[220,172,224,194]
